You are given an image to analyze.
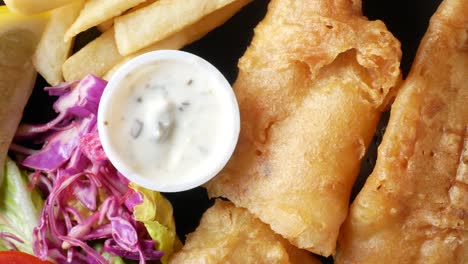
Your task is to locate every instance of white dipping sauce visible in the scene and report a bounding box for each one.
[98,51,239,192]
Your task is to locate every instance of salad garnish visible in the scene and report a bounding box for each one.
[9,75,179,264]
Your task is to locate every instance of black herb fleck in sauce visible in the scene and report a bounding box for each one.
[178,101,190,112]
[187,79,193,85]
[136,97,143,103]
[131,119,144,139]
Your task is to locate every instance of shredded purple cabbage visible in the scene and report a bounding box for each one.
[0,232,24,251]
[13,75,163,264]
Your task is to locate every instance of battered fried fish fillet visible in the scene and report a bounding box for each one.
[205,0,401,256]
[169,200,320,264]
[336,0,468,263]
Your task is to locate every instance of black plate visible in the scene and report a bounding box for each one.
[3,0,443,262]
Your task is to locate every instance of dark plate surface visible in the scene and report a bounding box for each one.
[3,0,443,262]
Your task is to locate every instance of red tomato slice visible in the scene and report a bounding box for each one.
[0,251,53,264]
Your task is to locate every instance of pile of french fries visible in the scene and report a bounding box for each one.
[22,0,251,85]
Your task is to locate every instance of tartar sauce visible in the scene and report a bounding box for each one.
[98,51,239,192]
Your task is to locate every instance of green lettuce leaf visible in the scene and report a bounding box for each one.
[130,183,181,264]
[0,157,43,253]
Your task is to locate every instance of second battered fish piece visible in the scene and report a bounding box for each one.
[169,200,319,264]
[336,0,468,263]
[206,0,401,256]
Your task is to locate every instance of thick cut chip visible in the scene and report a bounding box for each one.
[114,0,236,55]
[64,0,250,82]
[62,29,119,82]
[33,1,83,86]
[336,0,468,263]
[64,0,146,41]
[169,200,320,264]
[103,0,251,80]
[96,18,113,32]
[127,0,158,12]
[4,0,76,15]
[205,0,401,256]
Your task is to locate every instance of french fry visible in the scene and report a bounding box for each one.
[114,0,237,56]
[96,18,114,32]
[62,29,121,82]
[64,0,146,41]
[126,0,158,13]
[65,0,251,82]
[4,0,76,15]
[104,0,252,80]
[32,1,83,86]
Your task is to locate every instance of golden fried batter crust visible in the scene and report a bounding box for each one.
[206,0,401,256]
[169,200,320,264]
[336,0,468,263]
